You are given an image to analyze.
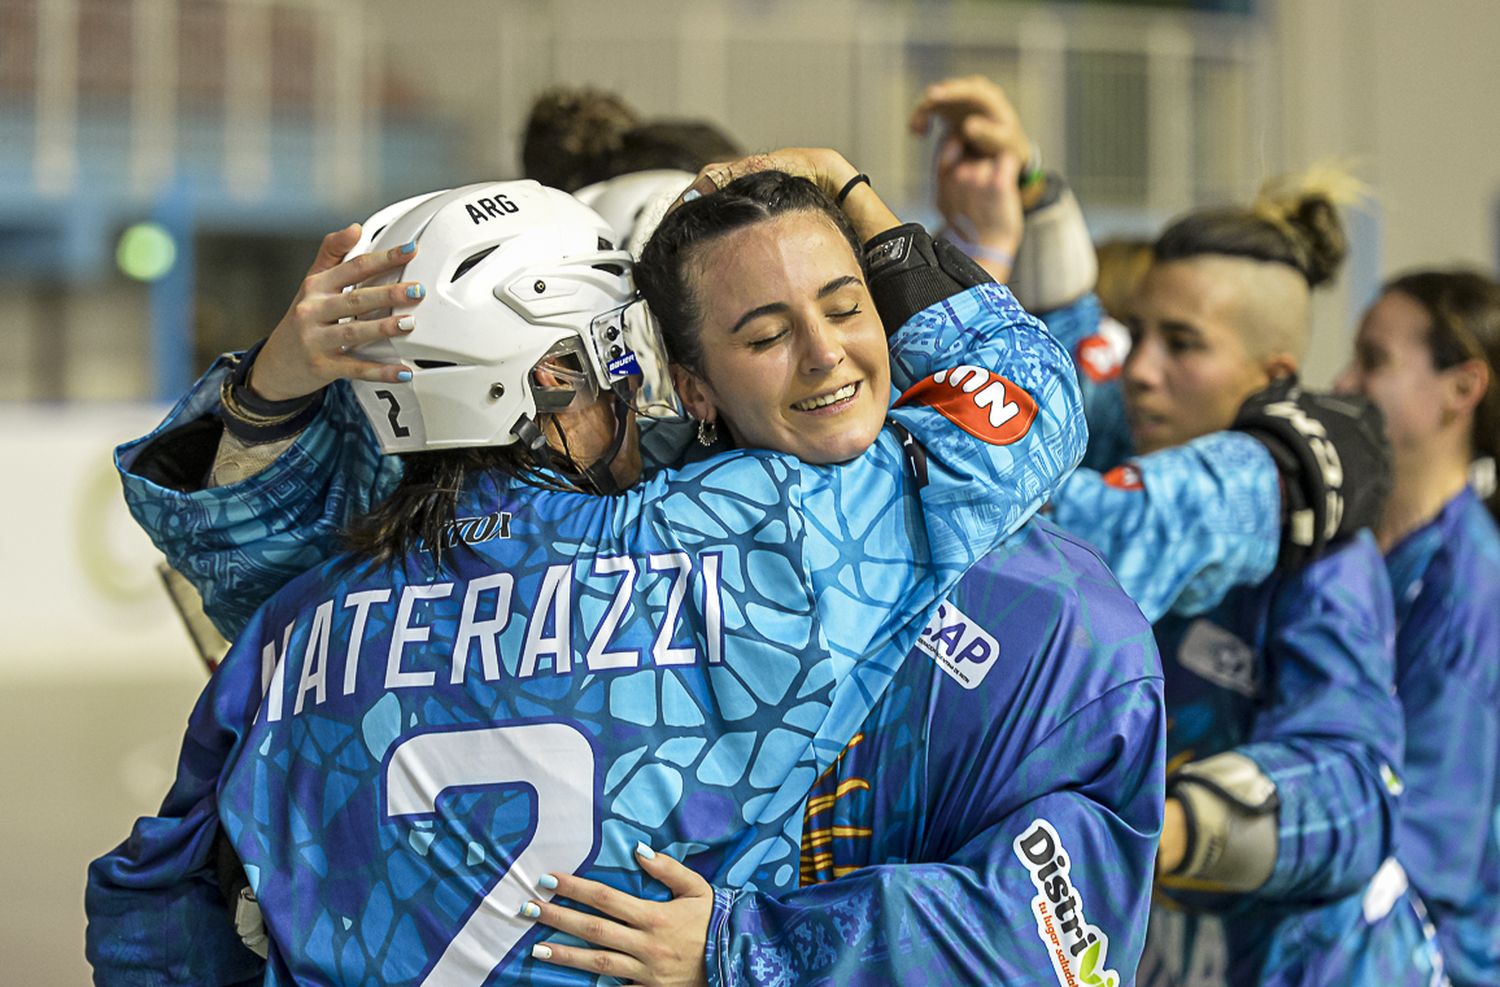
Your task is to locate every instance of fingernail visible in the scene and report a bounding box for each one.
[681,189,701,203]
[406,284,425,299]
[396,370,413,382]
[635,841,657,860]
[532,944,553,961]
[399,240,416,255]
[397,315,415,332]
[520,901,541,919]
[537,874,558,890]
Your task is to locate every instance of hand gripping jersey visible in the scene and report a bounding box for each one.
[1385,488,1500,987]
[1136,535,1442,987]
[86,284,1086,986]
[701,519,1166,987]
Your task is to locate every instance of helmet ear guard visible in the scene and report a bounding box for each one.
[341,180,680,457]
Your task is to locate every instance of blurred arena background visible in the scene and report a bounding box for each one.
[1,0,1497,980]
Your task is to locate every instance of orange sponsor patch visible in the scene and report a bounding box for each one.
[1102,464,1144,490]
[897,366,1038,445]
[1076,334,1122,384]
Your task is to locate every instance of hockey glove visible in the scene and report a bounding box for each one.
[864,223,995,334]
[1231,376,1392,571]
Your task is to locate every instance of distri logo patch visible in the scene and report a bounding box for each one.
[1014,819,1121,987]
[896,366,1037,445]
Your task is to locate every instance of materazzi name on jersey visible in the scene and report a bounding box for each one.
[254,551,724,724]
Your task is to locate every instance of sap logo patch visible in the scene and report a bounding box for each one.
[1014,819,1121,987]
[916,600,1000,689]
[897,365,1037,445]
[1178,619,1259,697]
[1102,464,1143,491]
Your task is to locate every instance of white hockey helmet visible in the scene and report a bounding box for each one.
[574,169,695,257]
[345,180,677,454]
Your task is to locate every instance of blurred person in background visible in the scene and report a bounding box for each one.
[918,76,1442,986]
[1335,269,1500,987]
[520,85,741,196]
[1095,237,1156,325]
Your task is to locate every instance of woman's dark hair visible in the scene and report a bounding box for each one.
[635,170,866,373]
[1383,268,1500,519]
[521,87,641,192]
[1154,170,1356,288]
[343,444,575,572]
[611,120,744,176]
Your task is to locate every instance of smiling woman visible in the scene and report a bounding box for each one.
[637,171,892,465]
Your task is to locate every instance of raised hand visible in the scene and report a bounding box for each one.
[247,224,427,402]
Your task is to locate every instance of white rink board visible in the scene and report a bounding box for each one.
[0,403,202,678]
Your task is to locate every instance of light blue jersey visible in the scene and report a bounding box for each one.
[87,284,1086,985]
[1386,488,1500,987]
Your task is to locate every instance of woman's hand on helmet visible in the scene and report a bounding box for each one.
[248,224,425,402]
[678,146,859,204]
[676,147,900,241]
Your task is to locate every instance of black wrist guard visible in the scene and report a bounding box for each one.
[863,223,995,333]
[218,338,325,444]
[1231,377,1392,570]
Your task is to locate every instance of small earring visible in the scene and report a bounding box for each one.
[696,418,718,446]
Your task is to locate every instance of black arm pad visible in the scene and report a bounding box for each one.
[863,223,996,334]
[1231,377,1392,570]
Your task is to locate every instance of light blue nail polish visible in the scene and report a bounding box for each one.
[396,370,413,382]
[520,902,541,919]
[399,240,417,255]
[538,874,558,890]
[681,189,701,203]
[406,284,424,299]
[635,841,657,860]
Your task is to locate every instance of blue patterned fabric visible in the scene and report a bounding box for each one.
[1136,535,1443,986]
[87,284,1086,986]
[1385,488,1500,987]
[1050,432,1281,622]
[703,519,1166,987]
[1042,294,1135,474]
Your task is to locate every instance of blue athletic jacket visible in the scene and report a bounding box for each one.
[1386,487,1500,987]
[705,518,1165,987]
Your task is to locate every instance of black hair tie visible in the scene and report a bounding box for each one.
[836,173,871,206]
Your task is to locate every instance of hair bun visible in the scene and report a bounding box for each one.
[1251,166,1365,287]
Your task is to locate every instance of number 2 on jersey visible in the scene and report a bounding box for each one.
[385,722,597,984]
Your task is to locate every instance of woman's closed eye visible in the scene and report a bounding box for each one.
[748,327,790,350]
[828,304,863,320]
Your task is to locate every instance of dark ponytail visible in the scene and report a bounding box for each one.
[635,170,865,374]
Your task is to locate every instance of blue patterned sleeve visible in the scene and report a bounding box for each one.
[706,679,1165,987]
[115,359,401,639]
[1241,535,1404,903]
[1038,294,1135,473]
[1049,432,1281,622]
[85,612,271,985]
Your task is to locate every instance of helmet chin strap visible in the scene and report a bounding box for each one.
[523,391,631,496]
